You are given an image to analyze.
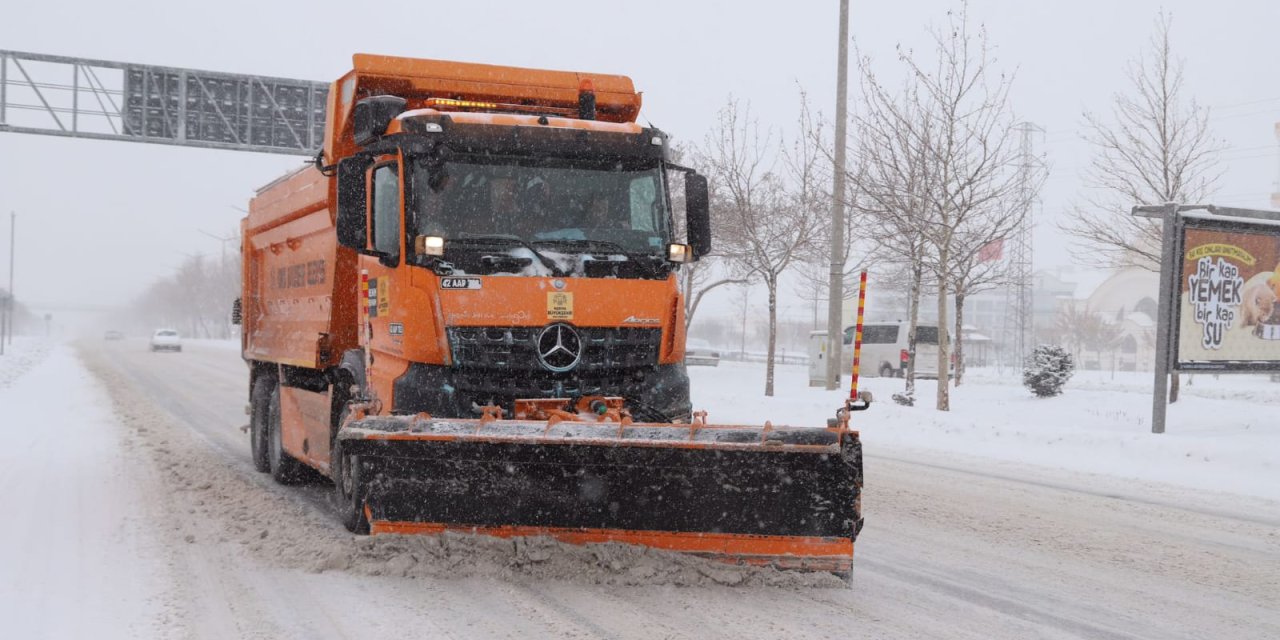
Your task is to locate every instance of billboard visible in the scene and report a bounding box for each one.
[1175,217,1280,371]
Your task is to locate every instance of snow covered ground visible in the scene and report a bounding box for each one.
[0,342,174,639]
[0,337,52,388]
[2,339,1277,638]
[691,361,1280,501]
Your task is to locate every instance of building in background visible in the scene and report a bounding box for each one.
[962,269,1080,366]
[1067,267,1160,372]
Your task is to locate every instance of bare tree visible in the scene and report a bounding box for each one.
[697,99,817,396]
[1054,301,1091,362]
[681,262,746,333]
[668,143,745,331]
[948,212,1031,385]
[734,282,752,358]
[1060,11,1221,402]
[1055,302,1122,371]
[131,246,241,340]
[1062,12,1222,270]
[896,6,1024,410]
[794,91,873,324]
[849,69,936,403]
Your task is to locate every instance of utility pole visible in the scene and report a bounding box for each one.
[5,212,13,346]
[1002,123,1041,367]
[825,0,850,390]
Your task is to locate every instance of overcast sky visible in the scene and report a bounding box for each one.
[2,0,1278,323]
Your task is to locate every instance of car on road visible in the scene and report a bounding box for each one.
[685,339,720,367]
[103,330,124,341]
[150,329,182,352]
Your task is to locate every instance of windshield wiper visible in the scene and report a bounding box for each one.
[536,239,668,276]
[453,234,567,276]
[534,238,637,256]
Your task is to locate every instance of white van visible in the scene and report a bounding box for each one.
[841,322,949,378]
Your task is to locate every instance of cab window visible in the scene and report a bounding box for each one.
[371,163,401,261]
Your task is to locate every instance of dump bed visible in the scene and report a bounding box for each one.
[241,166,357,368]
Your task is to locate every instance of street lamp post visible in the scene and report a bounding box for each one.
[825,0,851,389]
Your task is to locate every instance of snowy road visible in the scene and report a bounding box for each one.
[4,339,1275,639]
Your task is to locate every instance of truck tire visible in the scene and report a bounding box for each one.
[267,386,303,484]
[879,363,894,378]
[332,436,370,534]
[248,377,272,473]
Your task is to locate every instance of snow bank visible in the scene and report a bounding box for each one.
[692,362,1280,501]
[0,336,52,388]
[0,345,173,639]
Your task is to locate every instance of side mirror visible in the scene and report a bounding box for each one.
[230,298,242,325]
[352,96,407,146]
[684,173,711,261]
[336,156,374,250]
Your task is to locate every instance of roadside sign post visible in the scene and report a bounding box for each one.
[1135,203,1280,434]
[1143,202,1181,434]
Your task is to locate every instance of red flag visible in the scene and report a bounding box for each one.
[979,238,1004,262]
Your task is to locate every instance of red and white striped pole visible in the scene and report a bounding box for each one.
[849,271,868,400]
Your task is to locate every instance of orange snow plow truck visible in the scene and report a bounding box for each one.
[236,54,868,574]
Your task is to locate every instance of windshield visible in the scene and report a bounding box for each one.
[410,157,670,255]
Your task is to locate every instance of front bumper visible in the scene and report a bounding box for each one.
[392,361,692,422]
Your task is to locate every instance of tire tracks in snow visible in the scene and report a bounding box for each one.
[80,340,1280,639]
[869,452,1280,528]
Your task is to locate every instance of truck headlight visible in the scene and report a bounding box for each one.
[416,235,446,256]
[667,243,691,263]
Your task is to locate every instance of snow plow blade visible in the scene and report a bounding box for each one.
[337,397,866,573]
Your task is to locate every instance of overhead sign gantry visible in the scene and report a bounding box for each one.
[0,50,326,156]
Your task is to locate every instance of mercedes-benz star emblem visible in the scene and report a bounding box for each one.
[537,323,581,372]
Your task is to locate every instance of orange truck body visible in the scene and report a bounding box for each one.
[238,54,864,575]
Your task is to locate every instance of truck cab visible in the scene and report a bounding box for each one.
[338,98,709,423]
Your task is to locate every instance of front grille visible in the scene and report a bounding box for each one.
[445,326,661,407]
[448,326,661,372]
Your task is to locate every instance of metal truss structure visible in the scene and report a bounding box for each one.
[0,50,327,156]
[1002,122,1044,367]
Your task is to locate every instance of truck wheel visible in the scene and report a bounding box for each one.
[879,363,893,378]
[248,377,272,473]
[267,386,303,484]
[332,439,370,534]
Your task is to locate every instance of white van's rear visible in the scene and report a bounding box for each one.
[842,322,948,378]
